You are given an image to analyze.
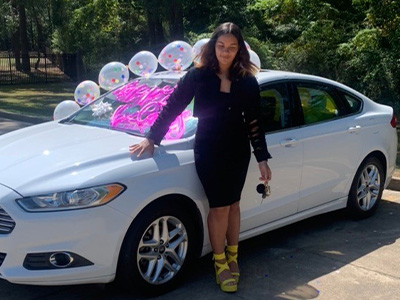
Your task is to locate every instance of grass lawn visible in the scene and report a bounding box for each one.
[0,81,76,119]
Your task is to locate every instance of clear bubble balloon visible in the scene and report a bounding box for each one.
[158,41,193,71]
[53,100,80,120]
[192,38,210,64]
[249,50,261,69]
[129,51,158,78]
[98,62,129,91]
[74,80,100,106]
[244,41,251,51]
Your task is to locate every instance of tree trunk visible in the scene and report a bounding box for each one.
[31,2,46,69]
[10,0,21,70]
[11,28,21,71]
[146,4,165,47]
[18,3,31,72]
[47,0,52,34]
[168,0,184,41]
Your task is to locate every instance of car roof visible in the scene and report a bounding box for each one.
[150,69,344,87]
[147,69,365,99]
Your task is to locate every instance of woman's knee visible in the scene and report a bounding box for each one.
[209,206,230,218]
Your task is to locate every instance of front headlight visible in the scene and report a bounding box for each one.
[16,183,125,212]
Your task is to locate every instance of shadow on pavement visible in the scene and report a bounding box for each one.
[1,197,399,300]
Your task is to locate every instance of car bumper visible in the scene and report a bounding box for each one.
[0,184,132,285]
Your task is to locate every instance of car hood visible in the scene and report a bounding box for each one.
[0,121,148,195]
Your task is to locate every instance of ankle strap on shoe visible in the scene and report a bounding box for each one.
[226,245,238,252]
[213,252,226,261]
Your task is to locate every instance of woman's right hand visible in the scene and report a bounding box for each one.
[129,138,155,158]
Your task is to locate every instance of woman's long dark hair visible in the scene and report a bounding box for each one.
[196,22,258,79]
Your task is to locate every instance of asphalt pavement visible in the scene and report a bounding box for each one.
[0,116,400,300]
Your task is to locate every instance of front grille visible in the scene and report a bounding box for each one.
[0,253,6,267]
[0,206,16,234]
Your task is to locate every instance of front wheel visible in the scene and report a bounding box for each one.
[115,200,198,295]
[347,156,385,218]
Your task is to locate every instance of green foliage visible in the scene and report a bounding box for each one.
[51,0,147,69]
[0,0,399,114]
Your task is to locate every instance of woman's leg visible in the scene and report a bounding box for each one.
[208,206,235,285]
[226,201,240,275]
[226,201,240,245]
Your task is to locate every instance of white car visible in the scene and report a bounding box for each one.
[0,70,397,293]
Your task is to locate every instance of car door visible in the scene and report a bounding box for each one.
[291,81,364,212]
[241,82,303,232]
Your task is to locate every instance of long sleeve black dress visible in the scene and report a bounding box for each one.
[147,67,272,208]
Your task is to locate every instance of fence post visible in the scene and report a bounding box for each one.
[8,52,13,84]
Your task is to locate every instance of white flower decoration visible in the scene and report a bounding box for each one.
[92,101,113,117]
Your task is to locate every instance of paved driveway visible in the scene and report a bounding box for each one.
[1,117,399,300]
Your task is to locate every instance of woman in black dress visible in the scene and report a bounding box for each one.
[130,22,272,293]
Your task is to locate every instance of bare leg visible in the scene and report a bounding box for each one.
[208,206,235,285]
[226,201,240,275]
[226,201,240,245]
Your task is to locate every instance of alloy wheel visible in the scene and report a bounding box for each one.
[356,164,381,211]
[137,216,188,285]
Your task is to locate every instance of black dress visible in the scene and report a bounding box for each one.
[147,67,272,208]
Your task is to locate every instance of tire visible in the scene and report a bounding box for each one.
[115,199,198,295]
[347,156,385,219]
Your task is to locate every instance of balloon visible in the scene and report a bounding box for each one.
[128,51,158,78]
[74,80,100,106]
[192,38,210,64]
[53,100,80,120]
[98,62,129,91]
[158,41,193,71]
[244,41,251,51]
[249,50,261,69]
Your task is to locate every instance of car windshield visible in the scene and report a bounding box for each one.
[66,77,198,140]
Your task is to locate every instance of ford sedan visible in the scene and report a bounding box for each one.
[0,70,397,293]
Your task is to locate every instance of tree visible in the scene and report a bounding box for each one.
[18,1,30,72]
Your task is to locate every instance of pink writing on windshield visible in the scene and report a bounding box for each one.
[110,81,193,140]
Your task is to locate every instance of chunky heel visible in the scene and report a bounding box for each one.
[226,245,240,283]
[213,252,237,293]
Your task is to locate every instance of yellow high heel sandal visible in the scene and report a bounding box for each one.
[213,252,237,293]
[226,245,240,283]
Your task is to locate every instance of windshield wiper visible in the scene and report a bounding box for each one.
[59,117,73,124]
[123,130,145,137]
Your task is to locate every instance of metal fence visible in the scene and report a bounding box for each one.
[0,52,82,85]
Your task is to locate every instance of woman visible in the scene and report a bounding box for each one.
[129,22,272,293]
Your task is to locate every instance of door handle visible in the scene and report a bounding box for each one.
[280,138,297,147]
[347,125,361,134]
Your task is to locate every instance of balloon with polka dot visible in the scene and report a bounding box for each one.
[74,80,100,106]
[98,62,129,91]
[128,51,158,78]
[158,41,193,72]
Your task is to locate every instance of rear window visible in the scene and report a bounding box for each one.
[343,93,362,114]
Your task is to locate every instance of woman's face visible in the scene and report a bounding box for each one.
[215,34,239,69]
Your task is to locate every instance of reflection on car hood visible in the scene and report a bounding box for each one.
[0,121,145,196]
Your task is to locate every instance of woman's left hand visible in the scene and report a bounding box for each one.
[258,160,272,184]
